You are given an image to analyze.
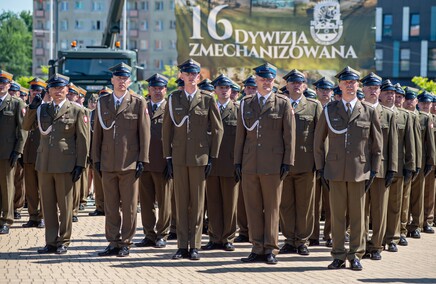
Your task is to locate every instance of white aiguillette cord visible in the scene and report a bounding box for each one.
[168,94,190,132]
[37,105,53,136]
[324,105,347,135]
[240,99,259,132]
[97,99,115,130]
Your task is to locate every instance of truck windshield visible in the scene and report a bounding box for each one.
[62,58,130,76]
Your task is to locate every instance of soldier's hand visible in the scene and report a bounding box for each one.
[365,171,377,192]
[164,158,173,181]
[385,170,395,188]
[234,164,242,183]
[412,167,421,182]
[71,166,84,183]
[94,162,102,177]
[9,151,20,168]
[205,157,213,179]
[280,164,290,181]
[135,161,144,179]
[424,164,433,178]
[29,94,42,110]
[317,169,330,191]
[403,169,413,184]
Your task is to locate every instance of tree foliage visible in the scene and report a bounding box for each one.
[412,76,436,93]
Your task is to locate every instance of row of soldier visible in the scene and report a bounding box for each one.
[0,59,435,271]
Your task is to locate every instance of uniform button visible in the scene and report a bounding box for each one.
[346,151,350,154]
[188,138,191,140]
[259,126,262,128]
[259,117,262,120]
[258,134,262,137]
[258,144,261,146]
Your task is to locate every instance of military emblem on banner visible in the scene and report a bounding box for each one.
[310,0,343,45]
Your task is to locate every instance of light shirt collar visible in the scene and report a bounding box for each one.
[342,97,358,112]
[0,93,7,101]
[370,101,379,108]
[152,99,165,109]
[184,89,197,101]
[113,91,128,106]
[257,91,272,104]
[218,99,230,109]
[290,95,303,104]
[54,98,67,109]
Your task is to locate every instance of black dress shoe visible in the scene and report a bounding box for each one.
[98,246,120,256]
[79,204,85,211]
[234,235,250,243]
[223,242,235,251]
[297,245,310,255]
[37,220,45,228]
[409,229,421,239]
[325,239,333,247]
[265,253,278,265]
[279,243,297,254]
[349,258,363,271]
[37,245,57,254]
[172,248,189,259]
[118,246,130,257]
[328,259,345,269]
[370,251,382,260]
[201,241,222,250]
[167,232,177,240]
[72,216,79,222]
[155,238,167,248]
[22,220,38,228]
[423,225,435,234]
[14,211,21,220]
[362,251,371,259]
[135,238,155,247]
[387,242,398,252]
[309,239,320,246]
[399,236,408,246]
[56,245,68,254]
[189,248,200,260]
[241,253,265,263]
[0,225,9,234]
[89,210,105,216]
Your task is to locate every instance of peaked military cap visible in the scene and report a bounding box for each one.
[404,87,418,100]
[380,79,396,91]
[356,88,365,100]
[197,78,214,91]
[231,82,241,91]
[418,91,434,103]
[9,81,20,91]
[279,86,289,95]
[313,77,334,89]
[78,87,87,97]
[333,86,342,96]
[109,62,132,77]
[68,83,80,94]
[47,73,70,88]
[178,58,201,73]
[304,88,317,99]
[20,87,29,96]
[253,62,277,79]
[146,73,169,87]
[28,77,47,90]
[242,75,257,87]
[98,86,113,96]
[176,78,185,87]
[211,74,232,87]
[0,70,13,83]
[89,93,99,102]
[394,83,405,95]
[335,66,361,81]
[361,72,382,86]
[283,69,306,82]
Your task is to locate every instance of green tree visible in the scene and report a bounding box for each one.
[411,76,436,93]
[0,11,32,78]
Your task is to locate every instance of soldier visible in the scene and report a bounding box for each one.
[310,77,335,248]
[234,62,296,264]
[314,66,383,271]
[23,73,87,253]
[22,78,47,228]
[333,86,342,101]
[356,89,365,101]
[361,77,398,261]
[382,83,415,252]
[430,95,436,230]
[230,82,241,102]
[135,74,173,249]
[8,81,21,98]
[198,79,215,93]
[162,59,223,260]
[0,70,27,235]
[77,87,90,212]
[279,69,322,256]
[93,63,150,257]
[19,87,29,102]
[303,87,317,99]
[202,74,239,252]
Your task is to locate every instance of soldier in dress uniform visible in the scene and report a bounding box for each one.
[202,74,239,252]
[333,86,342,101]
[198,79,215,93]
[22,78,47,228]
[8,81,21,98]
[23,73,87,253]
[93,63,150,257]
[135,73,173,249]
[77,87,90,212]
[162,58,223,261]
[310,77,334,248]
[428,95,436,231]
[0,70,27,235]
[361,76,398,261]
[314,66,383,271]
[279,69,322,256]
[234,62,296,265]
[230,82,241,102]
[19,87,29,102]
[382,83,415,252]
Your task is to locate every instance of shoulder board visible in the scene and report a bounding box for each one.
[306,97,318,103]
[361,101,374,109]
[381,105,394,113]
[99,93,110,99]
[275,93,289,101]
[200,90,213,96]
[241,94,254,101]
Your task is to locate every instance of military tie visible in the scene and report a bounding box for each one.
[115,100,121,111]
[152,103,158,115]
[54,104,60,114]
[220,104,225,115]
[187,95,192,103]
[292,101,298,109]
[259,96,265,108]
[346,102,352,118]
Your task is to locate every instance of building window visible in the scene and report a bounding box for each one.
[140,40,148,50]
[127,1,138,10]
[92,1,104,11]
[154,59,164,69]
[410,14,420,37]
[36,39,43,48]
[429,48,436,72]
[170,0,175,10]
[400,49,410,71]
[169,40,176,49]
[141,1,149,10]
[91,20,101,30]
[155,1,164,11]
[375,49,383,71]
[75,1,84,10]
[141,21,148,31]
[129,40,137,49]
[60,1,69,11]
[383,14,392,37]
[170,20,176,29]
[129,20,138,30]
[155,20,163,31]
[75,20,84,30]
[60,20,68,31]
[36,1,43,10]
[60,40,68,50]
[155,40,163,50]
[36,20,44,30]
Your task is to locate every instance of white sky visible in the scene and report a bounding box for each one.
[0,0,33,14]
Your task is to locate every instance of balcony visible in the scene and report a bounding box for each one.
[129,10,138,17]
[35,48,44,55]
[35,10,44,17]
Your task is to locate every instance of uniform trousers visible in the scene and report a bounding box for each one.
[102,170,139,247]
[0,160,15,226]
[38,172,73,247]
[13,162,25,213]
[365,178,389,252]
[206,176,238,244]
[329,180,366,261]
[236,182,249,237]
[80,164,89,206]
[139,171,172,240]
[170,186,177,234]
[173,165,205,249]
[311,180,331,241]
[280,171,315,247]
[408,171,425,231]
[243,173,282,255]
[24,163,43,221]
[424,169,435,227]
[400,179,412,236]
[91,163,104,213]
[384,176,404,244]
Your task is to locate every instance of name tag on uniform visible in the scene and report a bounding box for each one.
[332,118,340,121]
[175,107,183,111]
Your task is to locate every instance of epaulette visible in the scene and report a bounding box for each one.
[99,93,110,98]
[275,93,290,101]
[361,100,375,109]
[381,104,394,113]
[242,94,254,101]
[306,97,320,104]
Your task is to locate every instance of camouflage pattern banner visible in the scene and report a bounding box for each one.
[175,0,376,72]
